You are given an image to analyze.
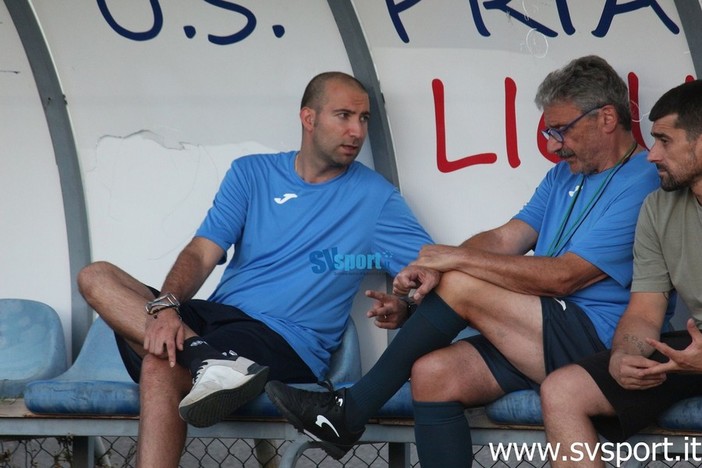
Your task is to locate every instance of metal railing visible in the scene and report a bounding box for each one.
[1,437,699,467]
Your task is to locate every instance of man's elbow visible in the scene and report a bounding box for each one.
[549,271,605,297]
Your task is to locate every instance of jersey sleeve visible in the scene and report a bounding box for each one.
[513,169,553,234]
[373,190,433,276]
[195,160,249,252]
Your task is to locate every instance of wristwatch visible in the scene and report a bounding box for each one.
[400,296,418,317]
[145,292,180,318]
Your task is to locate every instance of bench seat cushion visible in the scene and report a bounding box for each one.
[485,390,543,425]
[375,382,413,419]
[25,380,140,415]
[485,390,702,433]
[656,397,702,431]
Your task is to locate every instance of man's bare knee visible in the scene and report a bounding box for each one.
[438,270,481,296]
[435,270,484,312]
[411,352,454,398]
[410,343,494,403]
[77,261,117,297]
[542,365,613,418]
[141,354,191,399]
[541,368,578,415]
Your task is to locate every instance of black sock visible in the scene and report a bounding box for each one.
[345,291,468,430]
[413,400,473,467]
[176,337,229,377]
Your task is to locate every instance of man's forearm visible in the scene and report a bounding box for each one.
[447,249,584,297]
[438,219,599,296]
[159,238,221,302]
[611,321,660,358]
[459,228,532,256]
[610,294,669,357]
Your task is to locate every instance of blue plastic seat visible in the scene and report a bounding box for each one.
[375,382,413,419]
[656,397,702,431]
[232,318,362,418]
[485,390,543,425]
[24,316,362,418]
[0,299,67,398]
[326,318,362,384]
[484,302,702,430]
[484,387,702,433]
[24,317,139,415]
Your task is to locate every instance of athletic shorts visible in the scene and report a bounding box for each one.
[115,289,316,385]
[578,330,702,442]
[461,297,606,393]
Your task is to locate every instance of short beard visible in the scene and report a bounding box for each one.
[659,172,685,191]
[658,148,698,191]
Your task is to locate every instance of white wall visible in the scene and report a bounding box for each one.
[0,1,72,344]
[1,0,699,370]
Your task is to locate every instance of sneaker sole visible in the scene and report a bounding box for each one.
[179,365,270,428]
[265,387,352,460]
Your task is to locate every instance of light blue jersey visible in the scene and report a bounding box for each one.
[514,152,662,347]
[196,151,432,379]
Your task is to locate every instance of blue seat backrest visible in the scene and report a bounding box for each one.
[326,318,362,384]
[234,318,362,418]
[0,299,67,398]
[49,316,133,382]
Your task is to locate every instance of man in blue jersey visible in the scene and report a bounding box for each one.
[77,71,432,468]
[540,80,702,468]
[265,56,668,466]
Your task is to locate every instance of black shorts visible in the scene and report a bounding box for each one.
[116,292,315,385]
[462,297,606,392]
[578,330,702,442]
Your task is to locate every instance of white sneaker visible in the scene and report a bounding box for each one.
[178,357,269,427]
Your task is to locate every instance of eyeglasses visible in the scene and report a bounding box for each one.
[540,105,604,143]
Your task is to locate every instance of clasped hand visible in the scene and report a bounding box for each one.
[143,310,184,367]
[392,244,460,301]
[610,319,702,390]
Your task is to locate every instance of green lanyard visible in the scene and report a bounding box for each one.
[545,143,637,257]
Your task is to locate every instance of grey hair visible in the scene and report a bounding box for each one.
[535,55,632,131]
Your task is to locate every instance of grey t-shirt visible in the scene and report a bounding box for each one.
[632,188,702,325]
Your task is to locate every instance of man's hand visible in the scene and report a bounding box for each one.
[609,350,666,390]
[365,290,410,329]
[143,309,185,367]
[413,244,465,272]
[643,319,702,375]
[393,264,441,301]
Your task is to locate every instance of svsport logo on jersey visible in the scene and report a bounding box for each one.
[309,247,387,274]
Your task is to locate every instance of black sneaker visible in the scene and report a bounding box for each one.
[265,380,364,459]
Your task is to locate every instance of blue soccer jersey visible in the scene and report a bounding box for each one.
[196,151,432,379]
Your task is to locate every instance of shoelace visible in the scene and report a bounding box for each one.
[192,358,223,384]
[315,380,342,409]
[192,362,207,384]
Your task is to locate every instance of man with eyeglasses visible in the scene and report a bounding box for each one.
[540,79,702,468]
[265,55,665,467]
